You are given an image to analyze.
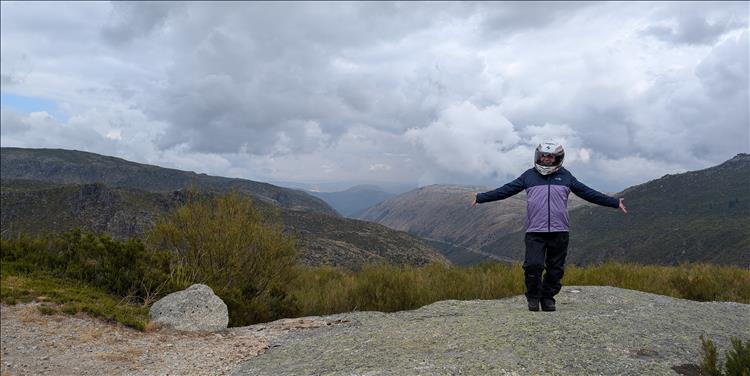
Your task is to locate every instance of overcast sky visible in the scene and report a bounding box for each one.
[1,1,748,193]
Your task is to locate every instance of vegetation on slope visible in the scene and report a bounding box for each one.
[2,187,747,333]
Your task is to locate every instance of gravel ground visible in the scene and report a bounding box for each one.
[231,286,750,376]
[0,303,346,376]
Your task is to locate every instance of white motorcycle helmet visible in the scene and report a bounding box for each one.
[534,142,565,175]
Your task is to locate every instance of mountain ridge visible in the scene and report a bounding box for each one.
[0,147,337,216]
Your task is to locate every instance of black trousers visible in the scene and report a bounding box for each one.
[523,232,569,301]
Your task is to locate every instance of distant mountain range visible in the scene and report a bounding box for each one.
[0,148,448,270]
[309,185,394,218]
[0,147,336,216]
[358,185,590,264]
[360,154,750,267]
[270,180,416,196]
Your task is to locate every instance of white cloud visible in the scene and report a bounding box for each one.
[406,102,521,178]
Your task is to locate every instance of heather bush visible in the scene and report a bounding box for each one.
[145,189,299,326]
[1,229,171,304]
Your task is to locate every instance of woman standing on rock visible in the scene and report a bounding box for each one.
[471,142,628,312]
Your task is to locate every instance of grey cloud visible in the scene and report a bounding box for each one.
[1,73,23,85]
[1,53,31,86]
[628,33,748,163]
[689,32,749,159]
[478,2,596,37]
[695,31,749,98]
[0,107,28,134]
[144,3,480,155]
[641,2,747,45]
[494,25,746,170]
[140,2,747,187]
[501,81,637,161]
[2,2,106,43]
[642,16,731,45]
[101,2,180,46]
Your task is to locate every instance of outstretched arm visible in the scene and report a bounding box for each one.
[471,176,525,207]
[570,177,626,214]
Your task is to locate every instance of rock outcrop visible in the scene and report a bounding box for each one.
[149,284,228,332]
[231,286,750,375]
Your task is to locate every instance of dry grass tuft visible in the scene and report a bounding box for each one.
[18,306,47,324]
[96,347,144,363]
[78,327,104,342]
[143,321,162,333]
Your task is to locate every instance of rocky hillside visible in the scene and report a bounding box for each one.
[0,147,336,216]
[309,185,394,218]
[482,154,750,267]
[0,180,448,270]
[279,209,448,269]
[359,185,525,248]
[358,185,589,263]
[0,179,179,238]
[231,286,748,375]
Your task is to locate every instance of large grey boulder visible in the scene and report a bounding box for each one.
[149,284,228,332]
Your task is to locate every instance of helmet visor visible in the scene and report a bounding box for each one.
[535,150,564,167]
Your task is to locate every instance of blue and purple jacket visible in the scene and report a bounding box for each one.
[476,167,619,233]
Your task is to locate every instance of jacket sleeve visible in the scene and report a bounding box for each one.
[476,175,525,203]
[570,176,619,208]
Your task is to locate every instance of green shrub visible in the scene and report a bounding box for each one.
[146,189,299,326]
[669,263,750,303]
[701,335,750,376]
[287,266,356,316]
[1,229,172,305]
[1,272,149,330]
[703,335,722,376]
[726,337,750,376]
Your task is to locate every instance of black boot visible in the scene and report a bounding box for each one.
[541,298,556,312]
[527,298,540,312]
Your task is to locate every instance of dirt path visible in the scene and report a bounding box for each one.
[0,303,341,376]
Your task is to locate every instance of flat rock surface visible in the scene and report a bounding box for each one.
[231,286,750,376]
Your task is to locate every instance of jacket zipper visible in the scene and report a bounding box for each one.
[547,178,551,232]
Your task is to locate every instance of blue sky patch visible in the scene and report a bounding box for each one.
[1,93,68,121]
